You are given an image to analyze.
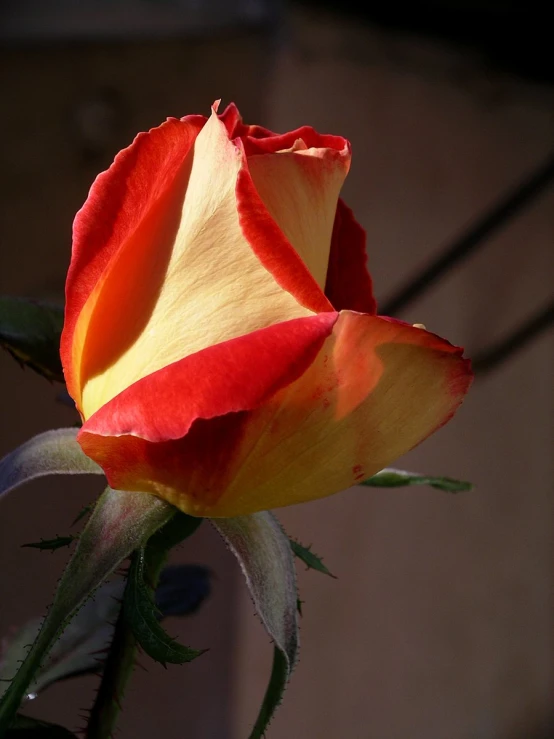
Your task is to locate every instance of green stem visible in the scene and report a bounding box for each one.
[85,512,201,738]
[86,592,138,739]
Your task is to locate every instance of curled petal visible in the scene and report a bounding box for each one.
[325,199,377,314]
[236,144,332,314]
[246,139,350,290]
[78,313,471,517]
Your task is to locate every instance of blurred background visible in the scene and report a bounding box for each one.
[0,1,553,737]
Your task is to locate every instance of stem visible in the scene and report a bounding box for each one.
[86,592,138,739]
[85,513,200,738]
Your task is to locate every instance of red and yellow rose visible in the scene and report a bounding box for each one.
[61,102,472,518]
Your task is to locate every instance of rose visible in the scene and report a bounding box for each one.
[61,102,472,518]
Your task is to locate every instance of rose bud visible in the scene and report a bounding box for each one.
[61,102,472,517]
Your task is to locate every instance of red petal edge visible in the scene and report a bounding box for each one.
[79,312,339,444]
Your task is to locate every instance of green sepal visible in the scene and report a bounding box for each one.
[212,512,298,739]
[123,513,205,666]
[362,468,472,493]
[0,428,103,504]
[250,648,288,738]
[289,539,335,578]
[124,550,205,666]
[0,488,174,734]
[0,581,122,699]
[0,297,64,382]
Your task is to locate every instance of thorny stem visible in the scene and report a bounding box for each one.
[85,513,200,738]
[85,594,137,739]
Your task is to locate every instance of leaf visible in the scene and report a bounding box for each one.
[289,539,335,578]
[7,715,77,737]
[212,512,298,739]
[123,514,205,666]
[21,536,76,552]
[0,297,64,382]
[0,428,103,504]
[0,488,174,734]
[361,468,472,493]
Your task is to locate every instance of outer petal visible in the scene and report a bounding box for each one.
[78,313,339,511]
[324,199,377,313]
[78,313,471,518]
[61,114,205,404]
[69,109,315,420]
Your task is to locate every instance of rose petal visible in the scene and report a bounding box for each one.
[71,110,314,420]
[78,312,471,517]
[246,141,350,290]
[325,199,377,313]
[235,143,332,314]
[61,114,205,405]
[242,126,350,157]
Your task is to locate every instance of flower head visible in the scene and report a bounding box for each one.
[61,102,472,517]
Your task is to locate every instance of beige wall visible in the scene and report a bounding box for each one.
[1,6,553,739]
[233,9,554,739]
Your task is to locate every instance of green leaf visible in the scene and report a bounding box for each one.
[0,297,64,382]
[21,536,76,551]
[0,488,174,733]
[361,468,472,493]
[212,512,298,739]
[123,513,205,666]
[7,715,77,737]
[289,539,335,578]
[0,428,103,504]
